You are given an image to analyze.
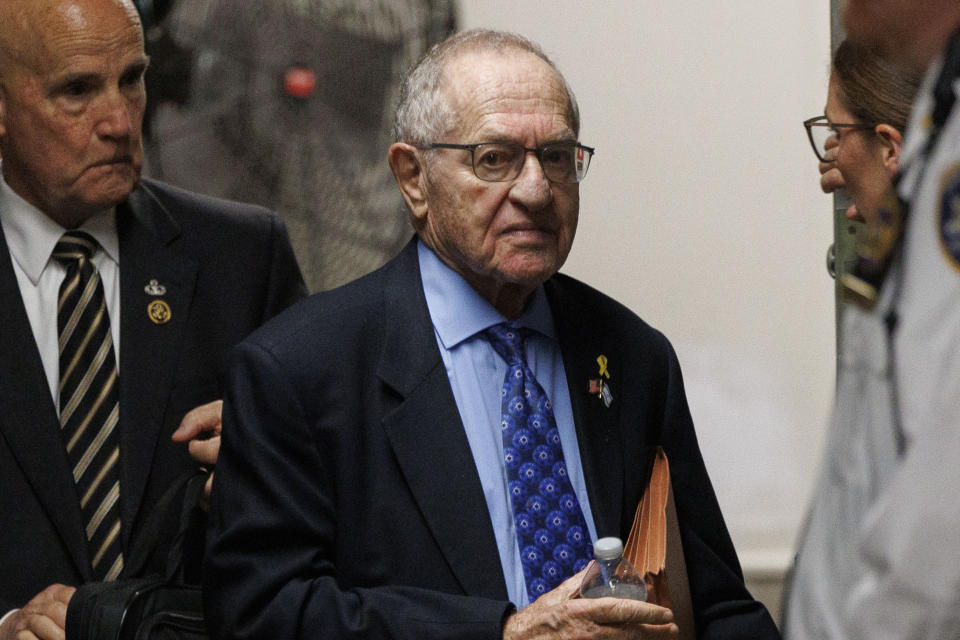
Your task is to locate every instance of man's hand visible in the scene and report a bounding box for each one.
[502,571,677,640]
[171,399,223,507]
[0,584,75,640]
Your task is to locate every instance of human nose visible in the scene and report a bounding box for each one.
[95,90,134,139]
[510,152,553,210]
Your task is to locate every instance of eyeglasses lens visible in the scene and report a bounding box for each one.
[809,125,832,161]
[472,143,591,183]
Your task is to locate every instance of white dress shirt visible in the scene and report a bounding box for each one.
[0,178,121,413]
[842,54,960,640]
[787,53,960,640]
[0,177,120,622]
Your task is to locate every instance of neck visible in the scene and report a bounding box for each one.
[417,236,539,319]
[0,172,95,229]
[485,284,535,320]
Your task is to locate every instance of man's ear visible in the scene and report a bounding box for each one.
[388,142,429,225]
[875,123,903,178]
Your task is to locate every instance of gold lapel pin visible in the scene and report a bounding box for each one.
[147,299,171,325]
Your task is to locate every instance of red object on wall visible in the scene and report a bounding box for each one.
[283,67,317,98]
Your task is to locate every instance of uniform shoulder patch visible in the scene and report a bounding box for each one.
[939,160,960,270]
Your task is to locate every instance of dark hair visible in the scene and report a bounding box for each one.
[832,39,922,132]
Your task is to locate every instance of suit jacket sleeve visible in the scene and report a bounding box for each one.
[204,339,513,640]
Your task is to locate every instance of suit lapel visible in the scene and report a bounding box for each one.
[377,242,508,600]
[0,224,93,579]
[546,278,625,539]
[116,184,198,550]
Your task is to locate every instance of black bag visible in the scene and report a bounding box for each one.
[66,470,209,640]
[65,577,204,640]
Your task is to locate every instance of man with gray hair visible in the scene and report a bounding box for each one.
[205,29,779,640]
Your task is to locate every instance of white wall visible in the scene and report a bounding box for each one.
[458,1,835,572]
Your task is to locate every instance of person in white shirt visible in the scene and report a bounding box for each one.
[800,1,960,637]
[785,38,921,640]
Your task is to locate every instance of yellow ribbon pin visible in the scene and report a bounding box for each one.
[597,355,609,379]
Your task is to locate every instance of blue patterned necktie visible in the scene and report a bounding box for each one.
[483,323,592,602]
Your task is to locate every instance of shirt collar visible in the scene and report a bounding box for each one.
[0,177,119,285]
[418,238,557,350]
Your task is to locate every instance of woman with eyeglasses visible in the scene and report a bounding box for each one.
[803,40,920,222]
[783,40,921,640]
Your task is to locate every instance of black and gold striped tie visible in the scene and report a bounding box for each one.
[53,231,123,581]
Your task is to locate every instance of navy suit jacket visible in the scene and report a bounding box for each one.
[205,239,779,640]
[0,178,305,612]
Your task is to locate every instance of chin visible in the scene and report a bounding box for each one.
[504,261,560,288]
[84,173,140,208]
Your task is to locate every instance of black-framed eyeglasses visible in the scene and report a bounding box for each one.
[427,141,595,184]
[803,115,876,162]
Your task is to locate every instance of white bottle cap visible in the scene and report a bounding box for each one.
[593,537,624,561]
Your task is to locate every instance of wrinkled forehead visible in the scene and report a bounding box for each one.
[0,0,142,76]
[442,48,576,135]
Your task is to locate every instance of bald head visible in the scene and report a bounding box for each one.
[0,0,142,67]
[0,0,142,82]
[0,0,147,226]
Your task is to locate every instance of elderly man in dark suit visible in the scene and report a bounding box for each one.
[0,0,305,637]
[205,29,779,640]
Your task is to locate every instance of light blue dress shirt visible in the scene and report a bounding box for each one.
[418,240,598,608]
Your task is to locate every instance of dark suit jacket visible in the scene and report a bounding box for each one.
[205,239,779,640]
[0,178,305,612]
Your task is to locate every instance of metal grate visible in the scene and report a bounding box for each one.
[142,0,456,292]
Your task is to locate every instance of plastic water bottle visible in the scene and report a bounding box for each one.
[579,537,647,601]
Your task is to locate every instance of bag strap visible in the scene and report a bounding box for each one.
[123,468,209,579]
[163,469,209,583]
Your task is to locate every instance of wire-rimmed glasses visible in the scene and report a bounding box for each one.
[428,141,595,184]
[803,115,876,162]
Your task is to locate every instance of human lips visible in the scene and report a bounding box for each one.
[90,154,133,168]
[501,224,557,243]
[82,154,139,181]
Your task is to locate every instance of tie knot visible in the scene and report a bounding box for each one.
[53,231,97,266]
[483,323,528,366]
